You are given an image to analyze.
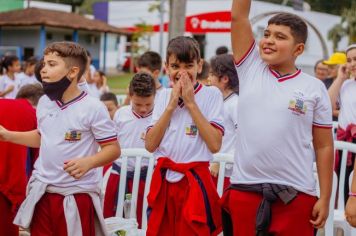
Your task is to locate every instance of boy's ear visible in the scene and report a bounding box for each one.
[153,69,160,79]
[68,66,80,81]
[293,43,305,57]
[222,75,229,84]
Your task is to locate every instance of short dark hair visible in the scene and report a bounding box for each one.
[137,51,162,72]
[268,13,308,44]
[210,54,239,91]
[216,46,228,55]
[34,58,44,82]
[100,92,118,106]
[166,36,200,63]
[16,84,44,106]
[0,55,19,74]
[129,72,156,97]
[314,59,325,72]
[197,60,210,81]
[44,42,88,81]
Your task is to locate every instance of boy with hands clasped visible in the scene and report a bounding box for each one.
[145,36,224,236]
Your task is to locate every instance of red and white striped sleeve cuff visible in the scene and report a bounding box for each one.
[312,122,333,129]
[96,135,117,144]
[210,121,225,136]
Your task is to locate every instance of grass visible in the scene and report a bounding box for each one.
[107,73,134,94]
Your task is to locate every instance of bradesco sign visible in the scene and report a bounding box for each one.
[152,11,231,33]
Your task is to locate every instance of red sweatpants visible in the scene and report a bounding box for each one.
[30,193,95,236]
[221,189,317,236]
[0,192,18,236]
[103,173,146,228]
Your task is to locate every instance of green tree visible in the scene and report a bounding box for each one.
[328,3,356,51]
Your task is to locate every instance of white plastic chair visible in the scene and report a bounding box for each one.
[102,148,155,230]
[333,141,356,236]
[314,171,338,236]
[211,153,234,197]
[347,171,356,236]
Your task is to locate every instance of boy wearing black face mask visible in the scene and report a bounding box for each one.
[0,42,120,235]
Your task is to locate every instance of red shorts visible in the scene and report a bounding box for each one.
[0,192,18,236]
[103,173,146,228]
[30,192,95,236]
[221,189,317,236]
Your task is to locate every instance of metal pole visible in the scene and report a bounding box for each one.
[72,30,79,43]
[39,25,46,55]
[159,0,165,57]
[103,32,107,73]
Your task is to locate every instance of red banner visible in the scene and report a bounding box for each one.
[126,11,231,33]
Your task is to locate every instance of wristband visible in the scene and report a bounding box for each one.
[349,192,356,197]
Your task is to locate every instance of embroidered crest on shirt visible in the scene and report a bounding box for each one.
[64,130,82,142]
[288,92,307,115]
[185,124,198,136]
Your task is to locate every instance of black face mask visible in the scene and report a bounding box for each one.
[42,76,72,101]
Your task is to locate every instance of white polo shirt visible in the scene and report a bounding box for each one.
[221,93,239,155]
[17,72,39,87]
[0,74,22,99]
[221,92,238,176]
[33,91,117,190]
[230,42,332,195]
[113,105,152,170]
[338,79,356,130]
[148,83,225,182]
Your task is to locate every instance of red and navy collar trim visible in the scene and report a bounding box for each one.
[178,82,203,108]
[55,91,87,110]
[224,92,237,102]
[269,68,301,82]
[132,109,153,119]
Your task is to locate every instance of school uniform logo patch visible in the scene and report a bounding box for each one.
[288,92,307,115]
[185,124,198,136]
[64,131,82,142]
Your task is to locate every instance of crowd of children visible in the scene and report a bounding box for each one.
[1,0,356,235]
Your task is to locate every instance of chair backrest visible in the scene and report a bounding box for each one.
[102,148,154,230]
[211,153,234,197]
[334,141,356,211]
[315,171,338,236]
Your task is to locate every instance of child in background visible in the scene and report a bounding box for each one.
[103,73,156,228]
[94,70,109,95]
[0,55,22,99]
[123,51,163,105]
[0,42,120,235]
[18,57,39,86]
[0,84,42,236]
[209,54,239,190]
[329,44,356,206]
[100,92,119,120]
[197,60,211,86]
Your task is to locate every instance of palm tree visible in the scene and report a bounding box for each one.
[328,23,346,52]
[341,3,356,44]
[328,3,356,51]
